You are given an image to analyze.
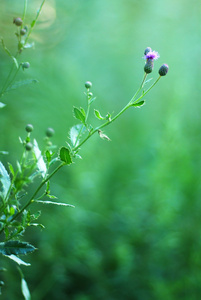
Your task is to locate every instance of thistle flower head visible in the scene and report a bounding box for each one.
[144,50,160,61]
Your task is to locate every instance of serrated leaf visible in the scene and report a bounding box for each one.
[0,162,11,200]
[73,107,86,124]
[94,109,105,120]
[35,200,75,208]
[0,102,6,109]
[0,241,36,256]
[5,254,31,266]
[33,139,47,178]
[69,124,83,147]
[132,100,145,107]
[5,79,38,93]
[59,147,72,165]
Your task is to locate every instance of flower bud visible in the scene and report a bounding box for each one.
[144,60,154,74]
[13,17,23,26]
[25,124,33,132]
[25,142,33,151]
[46,127,55,137]
[22,62,30,70]
[20,28,26,36]
[144,47,152,55]
[158,64,169,76]
[85,81,92,89]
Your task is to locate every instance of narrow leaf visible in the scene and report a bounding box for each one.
[0,241,36,256]
[69,125,81,146]
[21,278,31,300]
[35,200,75,208]
[8,162,15,176]
[0,162,11,199]
[5,79,38,93]
[73,107,86,124]
[94,109,105,120]
[33,139,47,178]
[131,100,145,107]
[1,39,18,68]
[5,254,31,266]
[59,147,72,165]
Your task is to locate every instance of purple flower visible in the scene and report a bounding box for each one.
[144,50,160,61]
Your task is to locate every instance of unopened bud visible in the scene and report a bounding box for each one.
[25,142,33,151]
[158,64,169,76]
[144,60,153,74]
[22,62,30,70]
[25,124,33,132]
[13,17,23,26]
[46,127,55,137]
[144,47,152,55]
[85,81,92,89]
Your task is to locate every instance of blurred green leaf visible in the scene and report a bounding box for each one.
[33,139,47,178]
[131,100,145,107]
[0,102,6,109]
[69,124,84,147]
[1,38,18,68]
[0,241,36,256]
[0,161,11,200]
[35,200,75,208]
[21,277,31,300]
[73,107,86,124]
[5,79,38,93]
[94,109,105,120]
[59,147,72,165]
[5,254,31,266]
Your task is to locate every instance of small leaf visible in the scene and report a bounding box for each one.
[0,162,11,200]
[33,139,47,178]
[0,241,36,256]
[45,150,51,163]
[69,124,84,147]
[5,79,38,93]
[21,278,31,300]
[59,147,72,165]
[89,97,96,105]
[1,39,18,68]
[0,102,6,109]
[94,109,105,120]
[35,200,75,208]
[8,162,15,176]
[131,100,145,107]
[73,107,86,124]
[5,254,31,266]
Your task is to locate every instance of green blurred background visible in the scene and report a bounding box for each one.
[1,0,201,299]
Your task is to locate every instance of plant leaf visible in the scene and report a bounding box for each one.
[5,254,31,266]
[5,79,38,93]
[94,109,105,120]
[21,277,31,300]
[59,147,72,165]
[0,241,36,256]
[69,124,84,147]
[1,38,18,68]
[73,107,86,124]
[35,200,75,208]
[131,100,145,107]
[0,162,11,200]
[33,139,47,178]
[0,102,6,109]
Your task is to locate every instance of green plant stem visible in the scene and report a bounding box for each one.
[0,162,65,236]
[72,76,161,152]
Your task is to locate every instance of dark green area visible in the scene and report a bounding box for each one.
[0,0,201,299]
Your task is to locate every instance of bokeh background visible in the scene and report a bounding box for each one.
[0,0,201,299]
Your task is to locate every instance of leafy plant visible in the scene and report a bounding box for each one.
[0,1,169,298]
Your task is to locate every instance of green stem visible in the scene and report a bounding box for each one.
[0,162,64,236]
[73,76,161,152]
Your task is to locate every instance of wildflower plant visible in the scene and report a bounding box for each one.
[0,0,169,297]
